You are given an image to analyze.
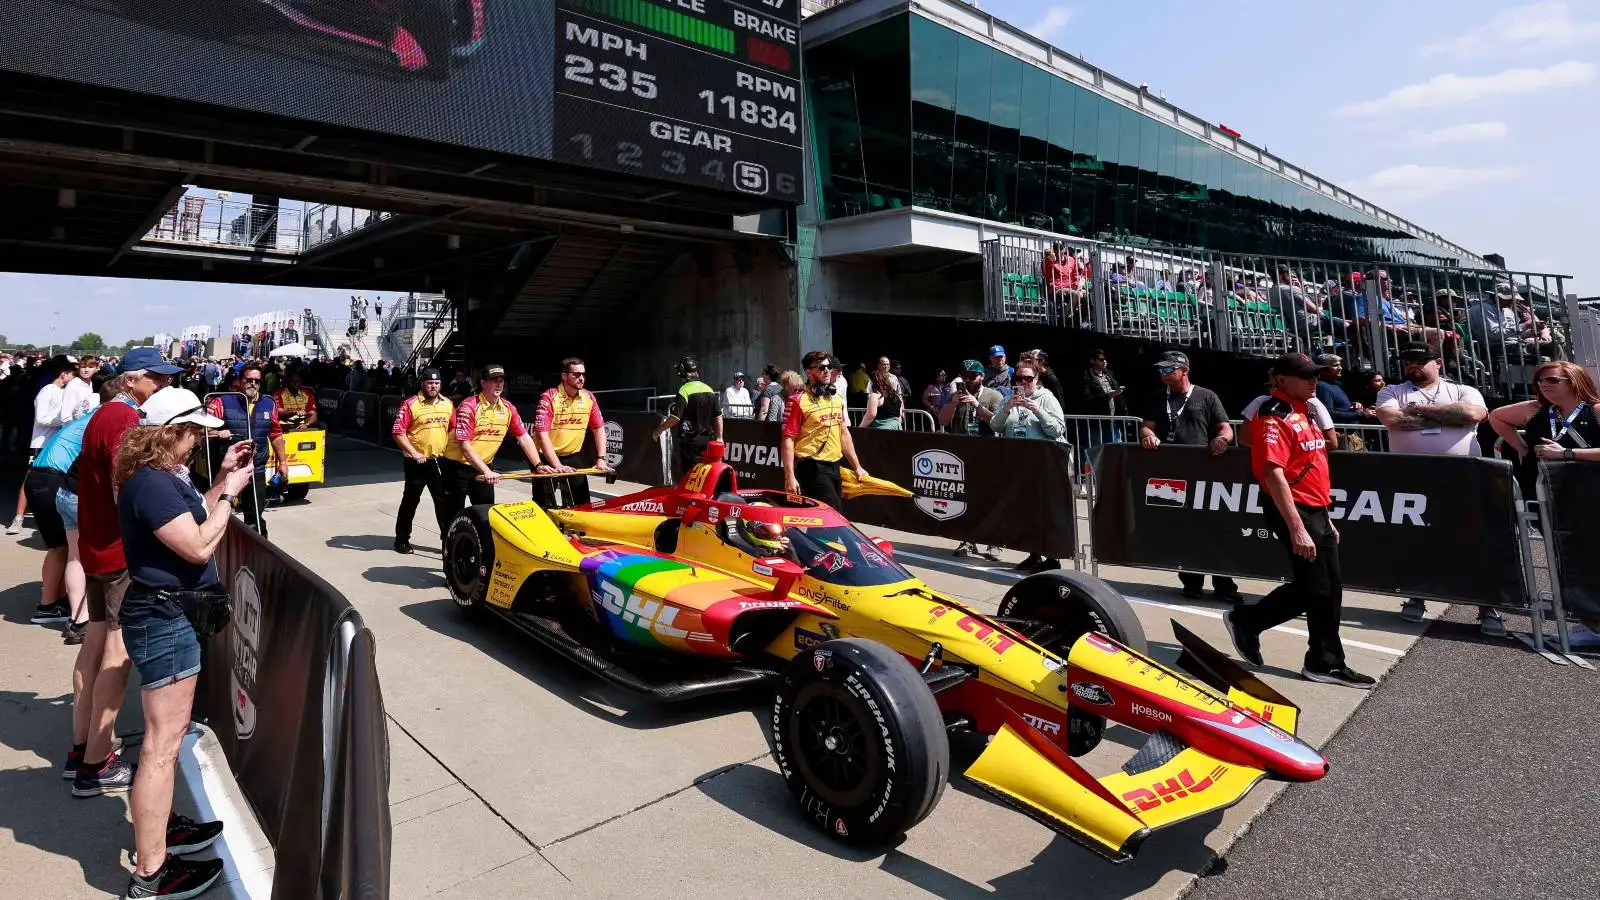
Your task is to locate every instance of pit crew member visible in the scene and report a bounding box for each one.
[782,350,867,510]
[532,357,612,509]
[652,356,724,478]
[1226,353,1374,689]
[273,367,317,430]
[440,365,548,512]
[392,368,454,554]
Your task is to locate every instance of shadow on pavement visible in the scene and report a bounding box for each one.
[394,597,767,731]
[326,534,400,553]
[0,579,47,626]
[0,689,133,895]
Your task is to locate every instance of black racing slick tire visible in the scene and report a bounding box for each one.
[443,505,494,612]
[284,483,310,502]
[998,570,1146,756]
[771,639,949,849]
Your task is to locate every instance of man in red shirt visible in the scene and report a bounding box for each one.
[68,347,183,794]
[1225,354,1375,689]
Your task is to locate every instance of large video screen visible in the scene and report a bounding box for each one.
[0,0,804,204]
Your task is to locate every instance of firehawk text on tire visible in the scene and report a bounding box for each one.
[770,638,949,849]
[443,505,494,611]
[998,569,1147,755]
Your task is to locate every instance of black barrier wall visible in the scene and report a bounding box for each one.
[606,411,672,487]
[701,421,1079,559]
[1091,444,1527,607]
[321,629,392,898]
[204,523,390,900]
[1540,461,1600,618]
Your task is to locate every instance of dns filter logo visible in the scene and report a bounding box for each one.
[912,449,966,521]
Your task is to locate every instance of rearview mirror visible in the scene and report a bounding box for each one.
[872,537,894,557]
[753,556,805,579]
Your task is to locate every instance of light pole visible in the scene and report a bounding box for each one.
[48,311,59,357]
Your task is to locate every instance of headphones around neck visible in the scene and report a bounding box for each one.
[809,382,837,397]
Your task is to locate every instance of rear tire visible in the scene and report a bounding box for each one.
[285,483,310,502]
[770,639,949,849]
[998,570,1145,756]
[443,505,494,612]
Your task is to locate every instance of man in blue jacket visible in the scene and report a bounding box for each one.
[205,364,287,536]
[1312,354,1366,424]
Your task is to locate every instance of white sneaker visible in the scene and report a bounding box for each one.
[1400,598,1426,623]
[5,515,21,535]
[1566,623,1600,650]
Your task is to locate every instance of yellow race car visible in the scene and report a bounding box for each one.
[442,442,1328,861]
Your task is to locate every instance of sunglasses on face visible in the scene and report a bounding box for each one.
[809,364,838,372]
[1015,375,1036,383]
[242,378,262,384]
[1157,366,1179,375]
[565,371,587,378]
[1538,376,1571,386]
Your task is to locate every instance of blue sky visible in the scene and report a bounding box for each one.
[3,0,1596,346]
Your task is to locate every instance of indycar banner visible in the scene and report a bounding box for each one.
[203,523,390,900]
[1539,461,1600,617]
[708,421,1079,559]
[1091,444,1528,608]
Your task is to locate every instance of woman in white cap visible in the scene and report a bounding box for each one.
[112,387,255,898]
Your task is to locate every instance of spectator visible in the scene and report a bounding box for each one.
[985,345,1014,401]
[447,369,474,403]
[939,361,1004,560]
[114,387,252,897]
[1226,354,1374,688]
[1017,350,1064,401]
[921,369,950,413]
[846,362,870,403]
[889,360,913,400]
[1270,265,1325,350]
[206,365,287,538]
[1348,367,1386,410]
[778,370,804,403]
[993,361,1067,572]
[756,365,786,422]
[64,356,103,423]
[1313,354,1366,424]
[1139,351,1240,602]
[724,372,753,419]
[863,357,905,430]
[1080,349,1127,417]
[1488,361,1600,648]
[12,356,80,535]
[1375,341,1499,634]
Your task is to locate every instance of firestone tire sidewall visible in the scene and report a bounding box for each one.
[444,508,493,611]
[770,639,948,849]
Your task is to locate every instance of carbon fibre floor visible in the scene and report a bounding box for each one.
[1186,603,1598,900]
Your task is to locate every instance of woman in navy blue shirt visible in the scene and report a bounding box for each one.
[113,387,254,898]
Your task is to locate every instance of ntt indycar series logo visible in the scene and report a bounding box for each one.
[604,420,624,470]
[1143,478,1429,526]
[230,567,264,741]
[912,449,966,521]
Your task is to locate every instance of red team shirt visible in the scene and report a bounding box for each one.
[1249,392,1331,507]
[78,401,140,575]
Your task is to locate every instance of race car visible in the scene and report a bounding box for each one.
[259,0,486,78]
[441,441,1329,862]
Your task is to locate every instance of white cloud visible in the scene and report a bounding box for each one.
[1026,6,1075,42]
[1348,164,1530,201]
[1407,121,1508,146]
[1337,61,1595,116]
[138,303,176,315]
[1423,2,1600,57]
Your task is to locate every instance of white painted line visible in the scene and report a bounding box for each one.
[893,548,1406,658]
[179,725,274,899]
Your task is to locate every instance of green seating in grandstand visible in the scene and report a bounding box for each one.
[1001,272,1045,319]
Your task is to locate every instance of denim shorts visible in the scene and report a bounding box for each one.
[55,487,78,531]
[122,613,202,689]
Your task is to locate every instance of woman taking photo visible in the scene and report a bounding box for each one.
[1488,360,1600,650]
[116,387,255,898]
[863,357,905,429]
[991,361,1067,573]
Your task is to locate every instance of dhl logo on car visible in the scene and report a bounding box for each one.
[1120,765,1228,812]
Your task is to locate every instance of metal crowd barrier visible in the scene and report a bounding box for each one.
[1061,414,1144,483]
[1228,417,1391,452]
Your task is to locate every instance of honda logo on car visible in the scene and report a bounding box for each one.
[912,449,966,521]
[1145,478,1427,526]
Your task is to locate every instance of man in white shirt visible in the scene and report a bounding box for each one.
[62,356,102,425]
[11,357,79,534]
[723,372,752,419]
[1375,341,1498,634]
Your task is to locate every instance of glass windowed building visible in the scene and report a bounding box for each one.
[801,0,1489,268]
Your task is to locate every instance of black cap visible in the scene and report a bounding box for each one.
[419,367,442,382]
[482,364,507,379]
[1155,350,1190,368]
[1269,353,1322,378]
[1396,341,1436,361]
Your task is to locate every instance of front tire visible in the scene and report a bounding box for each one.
[443,505,494,612]
[998,570,1146,756]
[770,639,949,848]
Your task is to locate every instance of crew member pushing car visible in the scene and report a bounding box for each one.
[781,350,868,510]
[392,368,454,554]
[439,365,547,513]
[653,356,723,478]
[1226,354,1375,689]
[532,357,613,509]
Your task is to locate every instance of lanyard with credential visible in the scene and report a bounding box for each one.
[1165,389,1191,441]
[1548,403,1588,446]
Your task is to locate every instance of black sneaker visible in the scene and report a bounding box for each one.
[394,539,414,555]
[73,755,135,797]
[1214,589,1246,604]
[1015,554,1043,571]
[132,815,225,866]
[63,621,87,645]
[124,855,224,899]
[1300,665,1377,690]
[1029,558,1061,573]
[30,601,69,624]
[953,542,975,558]
[1224,610,1264,666]
[63,736,122,779]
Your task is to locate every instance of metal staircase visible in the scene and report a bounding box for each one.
[498,234,683,341]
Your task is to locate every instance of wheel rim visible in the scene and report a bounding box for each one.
[446,527,481,604]
[789,682,880,809]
